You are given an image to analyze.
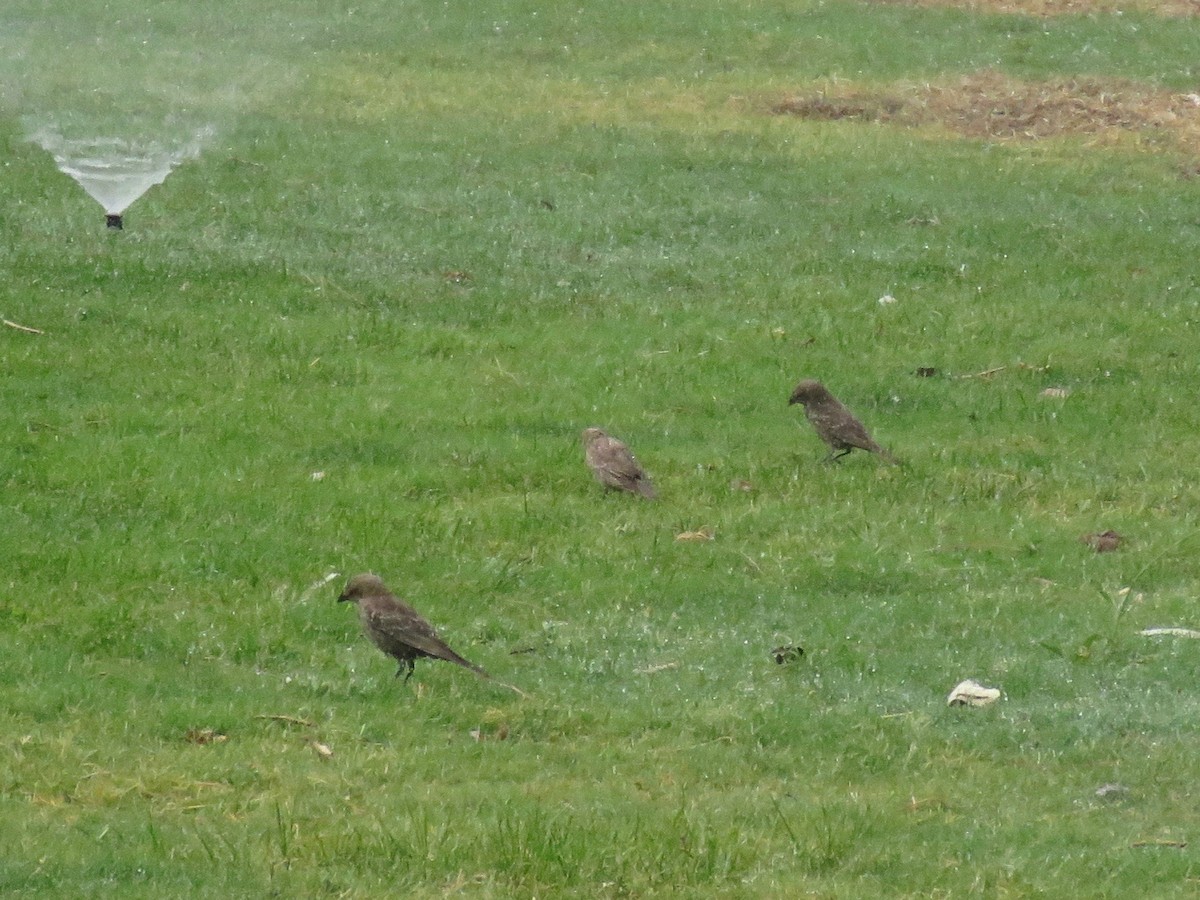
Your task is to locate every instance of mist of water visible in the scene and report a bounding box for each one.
[28,124,213,218]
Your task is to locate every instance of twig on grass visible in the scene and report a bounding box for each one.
[958,365,1007,379]
[633,662,679,675]
[490,677,530,700]
[298,572,340,604]
[3,318,44,334]
[254,714,314,728]
[957,362,1050,380]
[738,551,763,574]
[299,272,362,305]
[769,795,802,852]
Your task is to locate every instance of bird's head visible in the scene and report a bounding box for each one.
[338,573,388,603]
[788,379,830,407]
[581,427,607,445]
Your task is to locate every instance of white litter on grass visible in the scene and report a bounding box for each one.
[878,294,898,305]
[947,679,1001,707]
[1138,627,1200,639]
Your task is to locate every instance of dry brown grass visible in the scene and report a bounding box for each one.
[772,70,1200,150]
[869,0,1198,17]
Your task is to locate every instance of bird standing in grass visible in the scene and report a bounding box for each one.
[582,427,657,498]
[338,573,488,682]
[788,379,900,464]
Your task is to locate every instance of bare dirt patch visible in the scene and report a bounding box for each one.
[871,0,1197,17]
[772,70,1200,150]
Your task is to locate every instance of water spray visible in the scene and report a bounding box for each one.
[28,125,212,230]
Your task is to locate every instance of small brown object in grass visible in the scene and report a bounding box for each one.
[1082,530,1123,552]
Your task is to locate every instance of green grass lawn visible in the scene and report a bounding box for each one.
[3,0,1200,895]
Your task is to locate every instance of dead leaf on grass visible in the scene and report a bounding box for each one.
[185,728,228,745]
[675,527,715,542]
[311,741,334,760]
[1082,529,1124,552]
[470,723,511,742]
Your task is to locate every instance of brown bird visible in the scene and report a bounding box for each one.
[788,379,900,464]
[582,427,657,498]
[338,573,488,682]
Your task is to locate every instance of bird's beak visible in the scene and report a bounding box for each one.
[337,593,350,603]
[787,396,799,405]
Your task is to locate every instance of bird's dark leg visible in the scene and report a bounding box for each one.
[396,659,416,682]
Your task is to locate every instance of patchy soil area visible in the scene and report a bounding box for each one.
[772,70,1200,150]
[872,0,1197,17]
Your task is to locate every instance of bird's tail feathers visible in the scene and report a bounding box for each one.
[446,652,490,679]
[454,654,530,698]
[874,446,902,466]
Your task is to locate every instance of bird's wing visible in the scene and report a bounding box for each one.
[841,420,880,452]
[590,438,647,485]
[809,403,877,450]
[365,600,486,673]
